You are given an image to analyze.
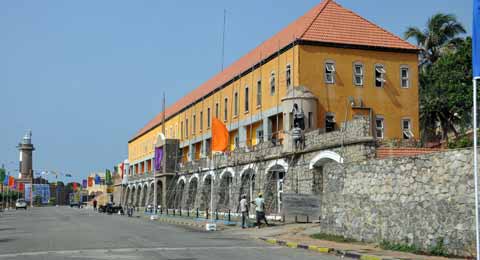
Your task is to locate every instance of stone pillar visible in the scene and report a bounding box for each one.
[239,126,247,148]
[263,118,270,142]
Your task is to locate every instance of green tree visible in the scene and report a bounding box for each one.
[419,37,472,143]
[405,13,466,68]
[0,167,5,183]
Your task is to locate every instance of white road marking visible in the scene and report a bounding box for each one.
[0,246,282,258]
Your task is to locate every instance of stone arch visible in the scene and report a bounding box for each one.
[130,186,136,205]
[309,150,344,169]
[174,178,186,209]
[177,176,187,184]
[188,174,199,184]
[309,150,343,195]
[219,167,235,180]
[239,164,257,179]
[202,171,216,182]
[218,170,234,211]
[264,162,287,214]
[147,182,154,206]
[239,168,256,204]
[265,159,289,173]
[135,185,142,207]
[141,183,148,207]
[200,173,213,210]
[186,176,198,209]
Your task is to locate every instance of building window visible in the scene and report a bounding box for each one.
[234,134,240,149]
[207,107,211,128]
[192,114,196,134]
[170,127,173,138]
[175,124,178,138]
[180,122,184,139]
[354,63,364,86]
[257,79,262,107]
[185,119,189,138]
[325,61,336,84]
[215,103,219,119]
[286,64,292,88]
[256,128,264,144]
[325,113,335,132]
[200,111,203,131]
[375,116,384,139]
[400,66,410,88]
[270,72,276,95]
[402,118,414,139]
[224,98,228,122]
[375,64,386,87]
[308,112,313,129]
[234,92,239,116]
[244,86,249,113]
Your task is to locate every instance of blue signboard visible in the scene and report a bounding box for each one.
[24,184,50,204]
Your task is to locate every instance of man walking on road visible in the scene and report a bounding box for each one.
[238,194,249,229]
[252,193,268,228]
[93,199,97,211]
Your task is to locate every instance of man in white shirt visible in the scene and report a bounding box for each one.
[252,193,269,228]
[238,194,249,228]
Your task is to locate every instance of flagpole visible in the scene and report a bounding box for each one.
[474,77,480,260]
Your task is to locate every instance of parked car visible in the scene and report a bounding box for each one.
[15,199,27,210]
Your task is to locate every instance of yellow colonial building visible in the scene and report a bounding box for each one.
[127,0,419,176]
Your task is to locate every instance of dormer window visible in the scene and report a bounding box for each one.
[325,61,336,84]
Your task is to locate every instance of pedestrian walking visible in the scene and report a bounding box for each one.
[237,194,249,229]
[251,193,269,228]
[93,199,97,211]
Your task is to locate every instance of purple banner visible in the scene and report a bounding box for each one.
[82,179,87,188]
[154,147,163,171]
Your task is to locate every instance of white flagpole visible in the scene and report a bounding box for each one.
[474,76,480,260]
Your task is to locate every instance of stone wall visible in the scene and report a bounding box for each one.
[318,149,475,256]
[121,117,476,256]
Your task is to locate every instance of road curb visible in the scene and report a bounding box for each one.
[258,237,405,260]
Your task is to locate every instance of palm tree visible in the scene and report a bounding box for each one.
[405,13,466,68]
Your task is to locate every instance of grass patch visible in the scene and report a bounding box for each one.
[380,240,421,254]
[380,238,449,257]
[310,233,358,243]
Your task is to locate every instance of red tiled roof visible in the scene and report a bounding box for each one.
[129,0,417,142]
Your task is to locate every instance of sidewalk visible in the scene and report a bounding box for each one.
[139,211,239,230]
[226,224,467,260]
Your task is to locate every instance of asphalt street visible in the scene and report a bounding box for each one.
[0,206,343,260]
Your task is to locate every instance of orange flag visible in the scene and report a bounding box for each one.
[8,176,14,188]
[211,118,229,152]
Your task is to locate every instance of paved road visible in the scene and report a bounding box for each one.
[0,206,342,260]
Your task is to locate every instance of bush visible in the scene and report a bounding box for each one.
[380,240,421,254]
[448,135,473,149]
[380,238,449,257]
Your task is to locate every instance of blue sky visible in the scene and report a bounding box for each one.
[0,0,472,183]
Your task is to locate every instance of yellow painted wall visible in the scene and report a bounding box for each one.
[298,45,419,140]
[128,46,299,163]
[128,44,419,163]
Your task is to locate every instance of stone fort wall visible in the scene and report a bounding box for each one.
[122,118,475,256]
